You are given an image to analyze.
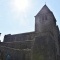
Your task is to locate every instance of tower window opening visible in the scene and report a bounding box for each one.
[44,15,47,20]
[42,15,47,21]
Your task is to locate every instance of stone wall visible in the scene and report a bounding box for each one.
[3,32,35,42]
[0,46,31,60]
[32,32,56,60]
[0,40,33,49]
[58,34,60,55]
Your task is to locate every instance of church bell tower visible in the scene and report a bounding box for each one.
[35,5,56,33]
[34,4,60,60]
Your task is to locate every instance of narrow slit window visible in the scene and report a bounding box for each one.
[45,15,47,20]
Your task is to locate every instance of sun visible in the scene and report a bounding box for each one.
[11,0,29,12]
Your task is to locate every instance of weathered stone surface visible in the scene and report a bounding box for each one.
[32,34,56,60]
[0,4,60,60]
[4,32,35,42]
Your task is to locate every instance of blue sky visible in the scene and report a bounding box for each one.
[0,0,60,41]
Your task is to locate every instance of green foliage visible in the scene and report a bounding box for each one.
[32,53,44,60]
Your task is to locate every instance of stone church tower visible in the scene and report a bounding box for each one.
[35,4,56,33]
[32,5,60,60]
[35,4,59,54]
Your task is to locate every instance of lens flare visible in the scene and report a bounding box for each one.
[11,0,29,12]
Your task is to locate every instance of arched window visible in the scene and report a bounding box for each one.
[44,15,47,20]
[42,15,47,21]
[6,55,11,60]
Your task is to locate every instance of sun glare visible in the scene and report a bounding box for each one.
[11,0,29,12]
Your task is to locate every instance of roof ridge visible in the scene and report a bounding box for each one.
[35,4,52,17]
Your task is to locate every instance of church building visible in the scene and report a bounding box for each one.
[0,4,60,60]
